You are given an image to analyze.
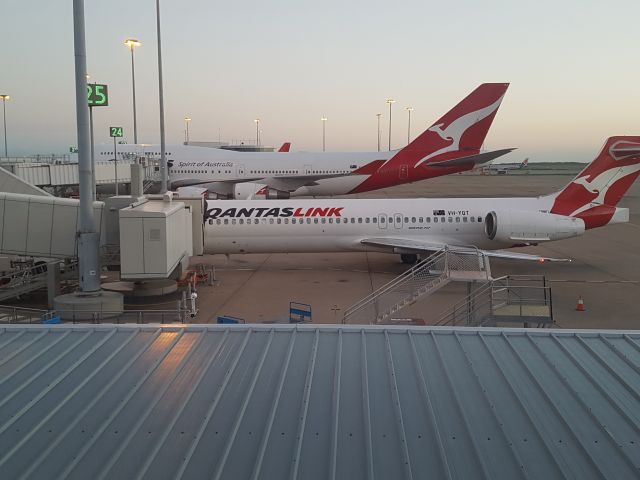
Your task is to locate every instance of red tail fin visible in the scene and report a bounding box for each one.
[349,83,509,194]
[278,142,291,152]
[550,136,640,228]
[409,83,509,166]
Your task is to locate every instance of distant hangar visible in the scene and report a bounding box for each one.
[0,324,638,479]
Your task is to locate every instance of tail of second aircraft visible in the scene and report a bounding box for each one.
[548,136,640,228]
[407,83,509,167]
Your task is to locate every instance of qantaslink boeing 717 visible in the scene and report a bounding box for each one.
[202,137,640,263]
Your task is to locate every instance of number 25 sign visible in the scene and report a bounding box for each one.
[87,84,109,107]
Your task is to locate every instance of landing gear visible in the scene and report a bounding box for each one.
[400,254,418,264]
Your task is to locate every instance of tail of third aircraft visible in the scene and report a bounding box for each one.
[549,136,640,228]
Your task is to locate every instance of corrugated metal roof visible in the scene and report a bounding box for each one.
[0,324,638,479]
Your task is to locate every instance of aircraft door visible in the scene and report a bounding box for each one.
[399,164,409,179]
[304,164,313,175]
[394,213,403,229]
[236,164,245,177]
[378,213,387,229]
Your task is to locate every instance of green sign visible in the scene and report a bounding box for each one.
[69,146,78,153]
[110,126,123,138]
[117,141,127,144]
[87,84,109,107]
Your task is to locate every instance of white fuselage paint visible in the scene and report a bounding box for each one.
[203,197,553,255]
[93,144,391,196]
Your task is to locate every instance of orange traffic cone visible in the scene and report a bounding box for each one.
[576,295,585,312]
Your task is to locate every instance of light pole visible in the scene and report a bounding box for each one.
[184,117,191,143]
[155,0,169,193]
[254,118,260,146]
[405,107,414,145]
[124,38,141,144]
[376,113,382,152]
[86,75,96,200]
[0,95,10,157]
[386,99,395,151]
[321,116,327,151]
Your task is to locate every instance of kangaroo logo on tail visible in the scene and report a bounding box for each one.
[551,137,640,223]
[415,93,506,167]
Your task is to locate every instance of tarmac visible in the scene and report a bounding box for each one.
[182,172,640,330]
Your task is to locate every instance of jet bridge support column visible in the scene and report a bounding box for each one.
[53,0,123,320]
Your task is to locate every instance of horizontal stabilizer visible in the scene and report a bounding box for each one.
[427,148,515,168]
[360,237,570,262]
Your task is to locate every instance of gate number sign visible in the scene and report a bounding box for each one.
[87,84,109,107]
[110,127,123,138]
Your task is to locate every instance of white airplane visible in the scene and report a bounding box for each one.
[481,157,528,174]
[202,137,640,263]
[95,83,512,199]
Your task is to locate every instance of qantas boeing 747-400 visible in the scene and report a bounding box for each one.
[202,137,640,263]
[96,83,512,199]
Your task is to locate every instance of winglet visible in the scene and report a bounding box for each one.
[278,142,291,152]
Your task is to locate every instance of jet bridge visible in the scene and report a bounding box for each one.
[0,188,204,312]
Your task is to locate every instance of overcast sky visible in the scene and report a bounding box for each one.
[2,0,639,161]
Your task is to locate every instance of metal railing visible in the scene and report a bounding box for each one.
[63,309,189,324]
[434,275,553,327]
[0,305,55,324]
[0,155,73,165]
[343,248,491,325]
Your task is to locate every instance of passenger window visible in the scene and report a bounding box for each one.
[372,218,377,224]
[239,219,244,224]
[448,217,453,223]
[314,218,319,224]
[224,219,229,225]
[351,218,355,224]
[277,218,282,224]
[329,218,333,224]
[365,218,370,223]
[470,217,475,222]
[463,217,468,223]
[358,218,362,223]
[208,219,213,225]
[477,217,482,222]
[269,218,274,224]
[321,218,326,224]
[404,217,409,223]
[455,217,460,223]
[380,217,385,223]
[216,219,221,225]
[255,219,259,224]
[434,217,438,223]
[292,218,296,224]
[411,217,416,223]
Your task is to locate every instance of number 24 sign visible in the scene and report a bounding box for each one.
[110,127,123,138]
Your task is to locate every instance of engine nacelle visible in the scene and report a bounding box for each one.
[485,210,585,243]
[233,183,291,200]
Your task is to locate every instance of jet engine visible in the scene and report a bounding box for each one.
[233,183,291,200]
[485,210,585,243]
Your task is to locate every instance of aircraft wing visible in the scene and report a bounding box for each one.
[359,237,570,262]
[427,148,516,168]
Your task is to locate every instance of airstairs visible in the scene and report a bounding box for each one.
[433,275,554,327]
[343,248,492,325]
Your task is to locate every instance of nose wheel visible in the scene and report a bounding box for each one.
[400,254,418,264]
